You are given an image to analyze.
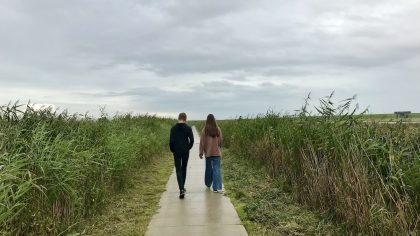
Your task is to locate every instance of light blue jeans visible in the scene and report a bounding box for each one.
[205,156,222,190]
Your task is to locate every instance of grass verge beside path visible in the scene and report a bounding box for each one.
[222,150,343,236]
[76,154,173,236]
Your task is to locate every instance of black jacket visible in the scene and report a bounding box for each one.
[169,123,194,153]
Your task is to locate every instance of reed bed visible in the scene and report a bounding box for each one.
[198,94,420,234]
[0,102,173,235]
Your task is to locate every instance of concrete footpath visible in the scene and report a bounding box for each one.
[145,126,248,236]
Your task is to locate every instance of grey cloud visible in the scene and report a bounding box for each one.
[3,0,418,76]
[77,81,303,119]
[0,0,419,117]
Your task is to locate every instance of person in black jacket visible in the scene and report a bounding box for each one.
[169,112,194,199]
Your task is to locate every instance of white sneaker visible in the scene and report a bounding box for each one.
[213,189,225,194]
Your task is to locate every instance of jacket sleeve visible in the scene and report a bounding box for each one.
[188,127,194,150]
[169,127,175,153]
[199,131,204,156]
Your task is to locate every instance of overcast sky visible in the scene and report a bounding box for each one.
[1,0,419,119]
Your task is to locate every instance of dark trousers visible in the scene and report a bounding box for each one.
[173,152,189,191]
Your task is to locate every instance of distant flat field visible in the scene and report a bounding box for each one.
[362,113,420,122]
[192,114,420,123]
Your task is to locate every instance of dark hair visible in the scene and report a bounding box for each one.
[178,112,187,121]
[204,114,219,137]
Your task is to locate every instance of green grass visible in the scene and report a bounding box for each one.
[77,153,173,236]
[362,113,420,122]
[0,102,175,235]
[195,93,420,235]
[222,150,343,236]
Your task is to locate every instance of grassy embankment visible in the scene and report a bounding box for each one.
[194,94,420,235]
[363,113,420,122]
[0,102,174,235]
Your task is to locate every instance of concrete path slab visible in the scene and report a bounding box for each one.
[145,126,248,236]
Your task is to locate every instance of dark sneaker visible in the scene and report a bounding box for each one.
[179,189,185,199]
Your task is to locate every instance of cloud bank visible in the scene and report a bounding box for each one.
[1,0,419,119]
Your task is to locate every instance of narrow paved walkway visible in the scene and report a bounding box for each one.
[145,126,247,236]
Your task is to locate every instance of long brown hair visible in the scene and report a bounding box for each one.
[204,114,220,137]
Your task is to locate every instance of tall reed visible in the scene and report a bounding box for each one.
[212,94,419,234]
[0,102,173,235]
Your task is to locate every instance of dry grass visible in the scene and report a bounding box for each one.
[222,150,344,235]
[78,153,173,236]
[195,93,420,235]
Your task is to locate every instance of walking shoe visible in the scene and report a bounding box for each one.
[179,189,185,199]
[214,189,225,194]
